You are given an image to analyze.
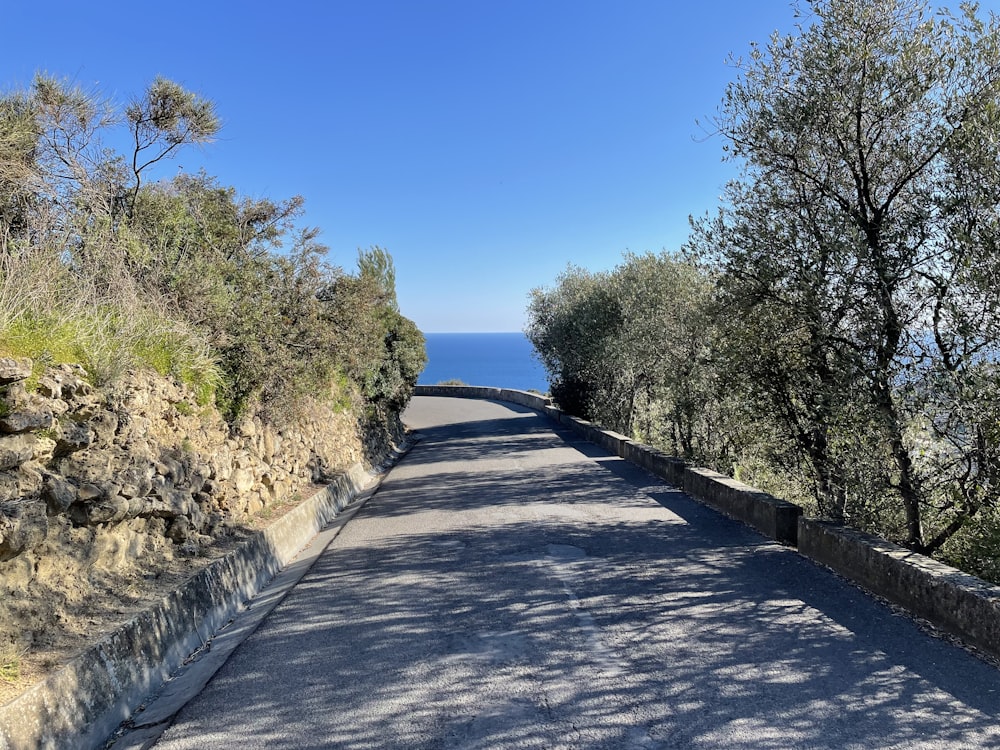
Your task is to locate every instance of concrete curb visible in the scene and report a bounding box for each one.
[0,463,371,750]
[105,459,400,750]
[413,385,1000,664]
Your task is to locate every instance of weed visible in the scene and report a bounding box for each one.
[36,426,59,441]
[0,647,23,684]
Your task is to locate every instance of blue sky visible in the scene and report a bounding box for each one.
[5,1,997,332]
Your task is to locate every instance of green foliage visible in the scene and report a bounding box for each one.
[528,0,1000,580]
[527,253,721,462]
[0,302,220,398]
[321,255,426,418]
[0,91,37,245]
[0,647,20,684]
[357,246,398,310]
[937,507,1000,583]
[527,265,619,421]
[124,77,220,213]
[702,0,1000,553]
[0,315,88,369]
[127,322,220,404]
[0,74,424,435]
[125,174,425,420]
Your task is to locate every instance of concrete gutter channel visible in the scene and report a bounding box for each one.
[0,445,407,750]
[416,385,1000,666]
[3,386,999,748]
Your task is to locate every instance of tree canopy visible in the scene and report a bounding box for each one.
[527,0,1000,580]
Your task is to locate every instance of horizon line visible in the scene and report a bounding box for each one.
[421,330,525,335]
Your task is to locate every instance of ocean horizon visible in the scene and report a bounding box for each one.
[417,332,549,393]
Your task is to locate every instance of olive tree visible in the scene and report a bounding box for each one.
[526,253,724,462]
[526,265,621,420]
[606,252,723,460]
[701,0,1000,553]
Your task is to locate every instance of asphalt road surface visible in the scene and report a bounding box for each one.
[153,396,1000,749]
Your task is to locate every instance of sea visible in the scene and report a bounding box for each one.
[418,332,549,393]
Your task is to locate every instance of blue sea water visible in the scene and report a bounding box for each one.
[418,332,549,393]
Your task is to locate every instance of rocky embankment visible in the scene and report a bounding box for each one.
[0,356,389,695]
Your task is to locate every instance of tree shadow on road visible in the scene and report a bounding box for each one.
[158,412,1000,749]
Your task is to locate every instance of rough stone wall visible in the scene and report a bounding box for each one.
[0,356,387,655]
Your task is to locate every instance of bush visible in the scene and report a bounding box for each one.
[0,77,425,430]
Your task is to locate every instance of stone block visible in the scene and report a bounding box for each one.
[683,466,802,545]
[0,357,32,384]
[0,434,35,471]
[59,449,114,485]
[117,463,154,500]
[0,406,53,435]
[594,428,629,458]
[42,474,79,515]
[622,442,686,486]
[71,495,130,526]
[232,468,255,494]
[798,518,1000,661]
[0,499,47,561]
[54,421,93,456]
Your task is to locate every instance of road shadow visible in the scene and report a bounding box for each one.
[157,401,1000,749]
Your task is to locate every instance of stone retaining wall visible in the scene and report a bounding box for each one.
[0,359,365,559]
[0,358,395,748]
[414,385,1000,663]
[0,465,371,750]
[1,358,375,655]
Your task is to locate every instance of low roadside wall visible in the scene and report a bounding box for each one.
[683,468,801,546]
[0,464,370,750]
[414,386,1000,663]
[414,384,549,410]
[799,519,1000,660]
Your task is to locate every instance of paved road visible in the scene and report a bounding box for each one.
[154,396,1000,749]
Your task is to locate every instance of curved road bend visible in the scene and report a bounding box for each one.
[153,396,1000,749]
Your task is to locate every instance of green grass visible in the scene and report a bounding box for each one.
[0,648,21,684]
[0,307,220,404]
[0,316,87,373]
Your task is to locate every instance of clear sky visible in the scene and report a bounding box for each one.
[5,1,997,332]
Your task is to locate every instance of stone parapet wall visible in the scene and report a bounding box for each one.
[798,519,1000,660]
[682,467,801,547]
